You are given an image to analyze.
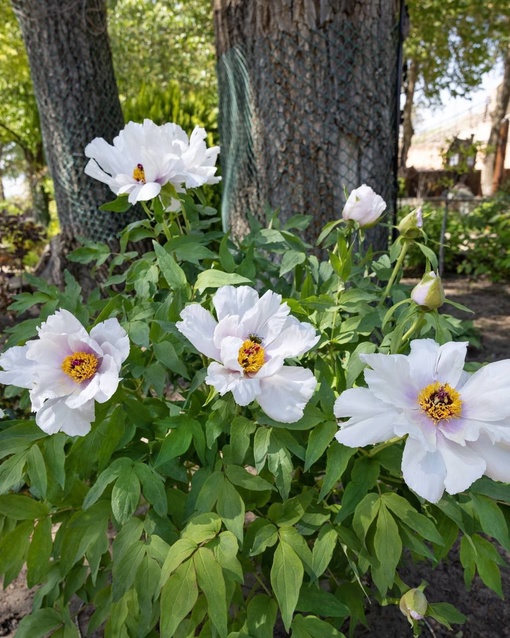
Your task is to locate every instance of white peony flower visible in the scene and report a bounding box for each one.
[342,184,387,227]
[334,339,510,503]
[0,310,129,436]
[176,286,319,423]
[84,119,220,205]
[0,408,3,418]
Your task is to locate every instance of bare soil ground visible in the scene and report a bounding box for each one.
[1,276,510,637]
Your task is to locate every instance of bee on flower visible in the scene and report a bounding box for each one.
[177,285,319,423]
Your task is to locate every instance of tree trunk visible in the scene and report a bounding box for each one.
[399,58,418,172]
[481,43,510,197]
[0,144,5,201]
[214,0,402,251]
[10,0,127,245]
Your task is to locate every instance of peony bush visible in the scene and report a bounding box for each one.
[0,122,509,638]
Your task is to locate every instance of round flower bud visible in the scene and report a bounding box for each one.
[411,272,445,310]
[398,207,423,239]
[399,588,428,625]
[342,184,386,228]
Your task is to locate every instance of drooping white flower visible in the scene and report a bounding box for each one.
[334,339,510,503]
[176,286,319,423]
[342,184,387,227]
[84,119,220,205]
[0,310,129,436]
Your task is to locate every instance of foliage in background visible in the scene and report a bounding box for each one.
[400,190,510,280]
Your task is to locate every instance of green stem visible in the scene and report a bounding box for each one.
[379,241,410,305]
[366,436,403,457]
[400,313,426,347]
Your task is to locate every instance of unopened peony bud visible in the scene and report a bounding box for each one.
[399,588,428,625]
[398,207,423,239]
[342,184,386,228]
[411,272,445,310]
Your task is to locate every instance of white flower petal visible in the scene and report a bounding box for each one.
[231,377,261,406]
[219,336,244,372]
[408,339,468,389]
[0,344,37,389]
[239,290,289,343]
[401,437,447,503]
[136,181,162,202]
[257,366,316,423]
[334,387,400,446]
[36,397,94,436]
[265,317,319,359]
[361,352,417,409]
[205,362,255,401]
[460,359,510,422]
[469,435,510,483]
[213,286,260,321]
[437,435,486,496]
[91,319,130,365]
[177,304,220,360]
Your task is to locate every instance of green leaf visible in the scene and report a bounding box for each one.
[112,540,146,602]
[246,595,278,638]
[43,433,66,489]
[182,512,222,544]
[153,340,190,379]
[471,493,510,551]
[195,270,252,292]
[153,240,188,290]
[27,444,47,498]
[0,519,33,586]
[155,425,193,467]
[159,537,198,587]
[427,602,466,630]
[279,250,306,276]
[219,232,237,273]
[225,465,274,492]
[194,547,228,638]
[134,463,168,517]
[291,615,344,638]
[382,493,444,545]
[253,427,272,473]
[318,443,356,501]
[311,524,337,581]
[304,420,338,471]
[26,516,52,587]
[352,493,381,542]
[111,466,141,525]
[217,478,245,542]
[82,457,132,509]
[99,195,131,212]
[334,457,379,523]
[14,608,62,638]
[0,494,49,520]
[296,585,349,618]
[248,520,279,556]
[160,560,199,637]
[0,450,29,493]
[270,540,304,631]
[372,505,402,595]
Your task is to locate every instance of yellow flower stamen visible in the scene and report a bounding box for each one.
[238,339,265,373]
[62,351,99,383]
[132,163,146,183]
[417,381,462,424]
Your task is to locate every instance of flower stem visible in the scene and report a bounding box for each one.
[367,436,403,457]
[379,241,410,305]
[400,313,426,348]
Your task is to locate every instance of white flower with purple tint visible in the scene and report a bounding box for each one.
[335,339,510,503]
[84,119,220,205]
[342,184,386,227]
[177,286,319,423]
[0,310,129,436]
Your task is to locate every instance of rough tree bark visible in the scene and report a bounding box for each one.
[481,42,510,196]
[214,0,402,251]
[399,58,418,173]
[10,0,127,251]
